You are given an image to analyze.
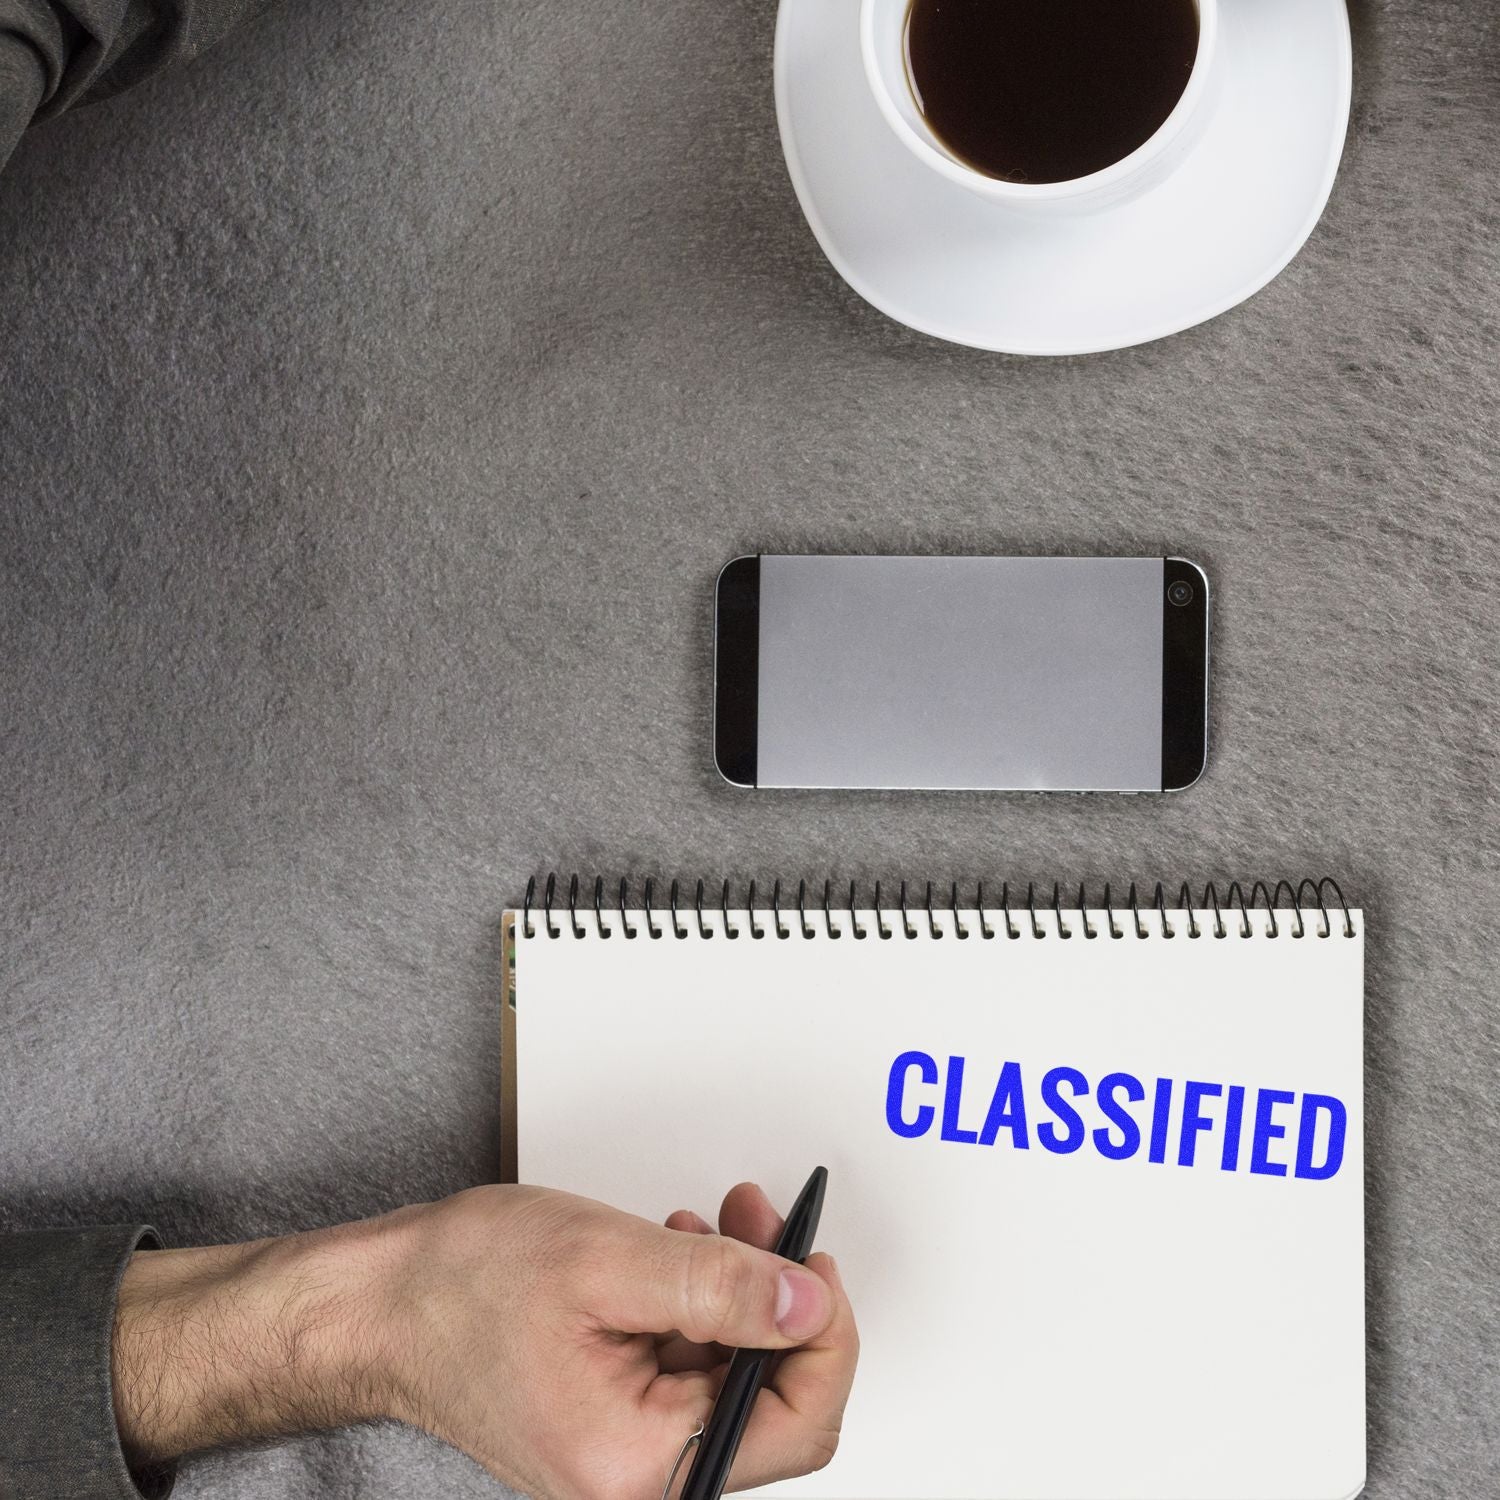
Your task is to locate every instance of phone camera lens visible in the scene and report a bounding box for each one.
[1167,580,1194,608]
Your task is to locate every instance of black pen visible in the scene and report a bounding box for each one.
[677,1166,829,1500]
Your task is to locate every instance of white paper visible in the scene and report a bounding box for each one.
[513,908,1365,1500]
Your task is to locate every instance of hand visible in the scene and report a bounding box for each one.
[113,1183,858,1500]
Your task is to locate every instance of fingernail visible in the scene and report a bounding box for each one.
[775,1267,832,1339]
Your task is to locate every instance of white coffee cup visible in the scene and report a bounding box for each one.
[860,0,1220,215]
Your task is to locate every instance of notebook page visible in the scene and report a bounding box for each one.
[513,910,1364,1500]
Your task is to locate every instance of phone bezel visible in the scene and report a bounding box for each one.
[1161,556,1210,791]
[713,555,761,787]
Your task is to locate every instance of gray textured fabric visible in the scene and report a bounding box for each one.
[0,0,268,131]
[0,31,43,170]
[0,1225,170,1499]
[0,0,1496,1496]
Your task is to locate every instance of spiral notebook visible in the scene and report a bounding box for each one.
[502,878,1366,1500]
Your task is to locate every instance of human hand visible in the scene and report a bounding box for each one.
[113,1182,858,1500]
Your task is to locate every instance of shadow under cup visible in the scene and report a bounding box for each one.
[861,0,1220,214]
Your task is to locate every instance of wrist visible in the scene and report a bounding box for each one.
[112,1217,397,1465]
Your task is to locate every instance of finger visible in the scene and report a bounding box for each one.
[660,1183,788,1372]
[654,1333,726,1374]
[589,1217,836,1350]
[726,1252,859,1491]
[639,1366,719,1447]
[655,1202,754,1370]
[657,1210,725,1365]
[717,1182,785,1252]
[645,1257,856,1484]
[658,1188,779,1368]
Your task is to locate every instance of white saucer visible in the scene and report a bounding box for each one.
[774,0,1352,355]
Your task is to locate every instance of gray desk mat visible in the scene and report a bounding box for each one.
[0,1,1495,1494]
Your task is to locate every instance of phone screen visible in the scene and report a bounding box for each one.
[714,555,1208,792]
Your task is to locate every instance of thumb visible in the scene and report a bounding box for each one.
[590,1220,835,1349]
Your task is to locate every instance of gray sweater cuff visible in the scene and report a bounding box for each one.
[0,29,46,175]
[0,1225,176,1500]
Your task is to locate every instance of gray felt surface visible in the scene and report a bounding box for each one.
[1,0,1497,1496]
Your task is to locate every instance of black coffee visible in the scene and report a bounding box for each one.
[904,0,1200,185]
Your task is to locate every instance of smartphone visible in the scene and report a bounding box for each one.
[713,554,1208,792]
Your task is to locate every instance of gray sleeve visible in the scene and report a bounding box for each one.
[0,0,271,172]
[0,1225,175,1500]
[0,26,45,173]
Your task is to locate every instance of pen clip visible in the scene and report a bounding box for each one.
[659,1421,705,1500]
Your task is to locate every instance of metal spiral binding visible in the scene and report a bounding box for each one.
[520,876,1356,941]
